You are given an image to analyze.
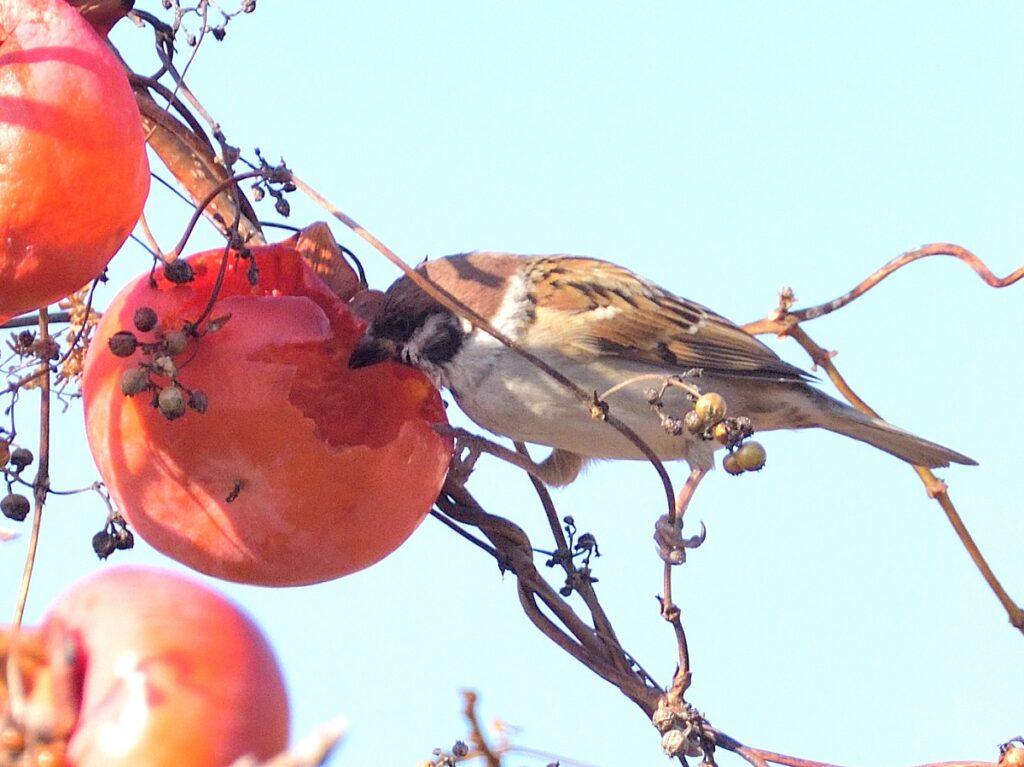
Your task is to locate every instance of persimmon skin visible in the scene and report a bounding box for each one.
[82,244,452,586]
[0,0,150,323]
[43,567,289,767]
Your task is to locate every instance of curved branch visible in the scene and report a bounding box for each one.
[744,244,1022,335]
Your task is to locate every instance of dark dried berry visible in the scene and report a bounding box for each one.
[113,528,135,550]
[92,530,116,559]
[163,260,195,284]
[661,415,684,436]
[683,409,704,435]
[164,330,189,356]
[188,389,209,414]
[1,494,30,522]
[14,331,34,353]
[120,368,151,397]
[9,448,33,470]
[133,306,158,332]
[157,386,187,420]
[274,196,291,217]
[108,331,138,358]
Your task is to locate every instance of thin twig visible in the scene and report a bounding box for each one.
[187,242,235,330]
[721,731,997,767]
[228,716,348,767]
[1,312,71,330]
[428,509,500,559]
[740,248,1024,633]
[11,311,51,627]
[743,243,1023,336]
[129,72,213,145]
[436,479,662,713]
[783,325,1024,633]
[169,169,262,258]
[137,210,167,258]
[462,690,501,767]
[514,442,636,681]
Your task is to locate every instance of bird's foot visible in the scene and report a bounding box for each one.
[655,515,706,565]
[435,425,570,486]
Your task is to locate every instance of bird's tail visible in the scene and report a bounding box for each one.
[799,388,976,468]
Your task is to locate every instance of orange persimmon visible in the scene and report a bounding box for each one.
[0,0,149,323]
[1,567,289,766]
[82,243,452,586]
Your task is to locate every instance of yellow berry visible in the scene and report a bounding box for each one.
[694,392,727,425]
[711,422,730,444]
[722,452,743,475]
[683,409,705,434]
[734,441,767,472]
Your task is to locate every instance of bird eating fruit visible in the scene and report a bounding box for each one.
[349,252,974,486]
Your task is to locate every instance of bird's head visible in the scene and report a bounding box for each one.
[348,272,466,387]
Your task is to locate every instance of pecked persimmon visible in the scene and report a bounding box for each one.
[0,566,289,766]
[0,0,150,323]
[82,242,452,586]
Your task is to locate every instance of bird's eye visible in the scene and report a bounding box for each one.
[384,315,417,342]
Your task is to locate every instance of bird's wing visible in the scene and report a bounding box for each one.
[525,256,810,382]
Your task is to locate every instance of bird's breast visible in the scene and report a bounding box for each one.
[442,335,714,467]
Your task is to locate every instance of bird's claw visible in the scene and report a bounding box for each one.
[436,425,483,484]
[654,515,706,565]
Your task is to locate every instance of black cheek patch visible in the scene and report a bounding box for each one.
[422,322,463,364]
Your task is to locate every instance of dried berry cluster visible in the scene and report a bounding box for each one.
[109,301,212,422]
[1,440,34,524]
[646,384,767,475]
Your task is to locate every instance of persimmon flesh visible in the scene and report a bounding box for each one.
[82,243,452,586]
[0,0,150,322]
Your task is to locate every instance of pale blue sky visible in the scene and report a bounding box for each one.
[3,3,1022,765]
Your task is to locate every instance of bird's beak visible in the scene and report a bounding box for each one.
[348,335,398,369]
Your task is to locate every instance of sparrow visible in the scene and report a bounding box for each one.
[349,252,975,485]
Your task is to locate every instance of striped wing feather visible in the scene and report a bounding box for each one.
[526,256,810,382]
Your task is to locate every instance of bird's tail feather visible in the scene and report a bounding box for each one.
[805,391,976,468]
